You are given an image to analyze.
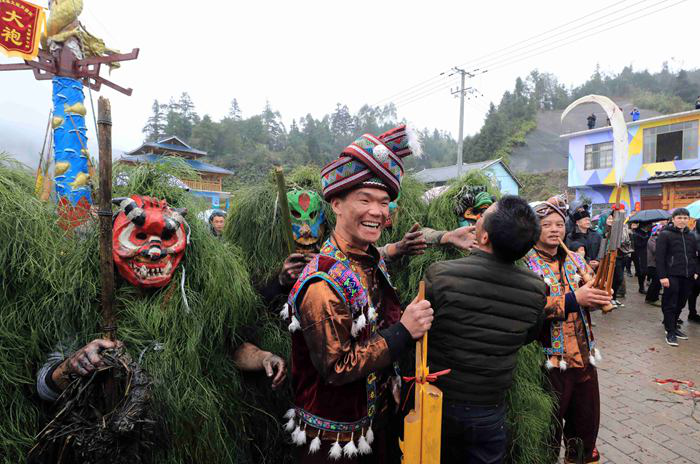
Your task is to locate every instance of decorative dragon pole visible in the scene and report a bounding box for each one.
[53,75,92,225]
[46,0,91,226]
[0,0,139,227]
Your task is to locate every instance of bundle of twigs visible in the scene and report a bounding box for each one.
[29,349,157,464]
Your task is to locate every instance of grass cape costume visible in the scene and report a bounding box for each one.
[0,157,283,464]
[281,125,420,462]
[528,196,601,464]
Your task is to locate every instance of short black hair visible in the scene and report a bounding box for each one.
[673,208,690,218]
[569,241,586,254]
[483,195,541,262]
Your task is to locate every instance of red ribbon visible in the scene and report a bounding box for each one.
[401,369,451,411]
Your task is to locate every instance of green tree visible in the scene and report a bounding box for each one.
[142,99,167,142]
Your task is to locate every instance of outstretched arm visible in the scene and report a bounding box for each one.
[232,342,287,390]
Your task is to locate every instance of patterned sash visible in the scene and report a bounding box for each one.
[525,249,596,357]
[288,239,393,433]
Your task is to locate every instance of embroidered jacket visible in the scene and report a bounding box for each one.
[285,235,407,444]
[525,248,598,369]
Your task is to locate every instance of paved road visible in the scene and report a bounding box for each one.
[587,276,700,464]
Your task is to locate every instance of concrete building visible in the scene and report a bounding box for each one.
[561,109,700,215]
[120,136,234,208]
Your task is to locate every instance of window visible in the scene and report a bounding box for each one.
[584,142,613,170]
[643,120,699,163]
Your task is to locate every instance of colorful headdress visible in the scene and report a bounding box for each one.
[321,125,421,201]
[534,194,568,221]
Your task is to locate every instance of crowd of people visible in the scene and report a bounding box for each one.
[565,204,700,346]
[21,122,700,464]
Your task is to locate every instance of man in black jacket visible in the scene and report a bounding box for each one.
[656,208,698,346]
[424,195,546,464]
[566,205,602,270]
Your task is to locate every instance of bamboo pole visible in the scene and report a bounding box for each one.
[97,97,116,341]
[274,167,295,255]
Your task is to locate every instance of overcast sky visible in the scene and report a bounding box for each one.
[1,0,698,167]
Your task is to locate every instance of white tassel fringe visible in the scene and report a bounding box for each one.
[284,418,296,432]
[366,425,374,445]
[343,434,358,458]
[288,315,301,333]
[594,348,602,361]
[351,314,367,338]
[358,434,372,455]
[559,360,568,371]
[368,306,377,322]
[545,359,555,370]
[279,303,290,319]
[309,434,321,454]
[292,425,307,445]
[283,408,295,420]
[329,434,342,460]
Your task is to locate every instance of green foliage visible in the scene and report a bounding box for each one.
[0,157,289,464]
[378,175,428,246]
[630,89,692,115]
[516,170,569,203]
[504,343,556,464]
[225,165,331,283]
[391,170,498,305]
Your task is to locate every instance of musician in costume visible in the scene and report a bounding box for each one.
[281,126,434,463]
[525,196,612,464]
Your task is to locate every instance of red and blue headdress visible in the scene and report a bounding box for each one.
[321,124,421,201]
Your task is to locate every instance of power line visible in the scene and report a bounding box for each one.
[373,0,638,105]
[376,0,678,107]
[485,0,687,73]
[391,0,686,109]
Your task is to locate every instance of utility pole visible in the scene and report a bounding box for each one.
[451,67,474,178]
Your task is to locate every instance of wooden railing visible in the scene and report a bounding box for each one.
[182,178,222,192]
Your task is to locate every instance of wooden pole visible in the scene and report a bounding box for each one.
[274,167,295,255]
[97,97,116,341]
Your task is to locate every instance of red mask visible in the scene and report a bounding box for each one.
[112,195,188,288]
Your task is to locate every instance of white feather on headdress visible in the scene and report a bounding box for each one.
[405,125,423,158]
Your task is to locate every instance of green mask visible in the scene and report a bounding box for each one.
[287,190,326,248]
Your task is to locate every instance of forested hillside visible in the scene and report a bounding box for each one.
[141,64,700,185]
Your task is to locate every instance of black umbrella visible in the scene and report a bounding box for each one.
[628,209,671,223]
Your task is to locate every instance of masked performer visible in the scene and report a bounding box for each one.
[525,196,612,464]
[13,164,286,464]
[281,126,434,463]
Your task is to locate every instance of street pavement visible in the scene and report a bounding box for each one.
[587,276,700,463]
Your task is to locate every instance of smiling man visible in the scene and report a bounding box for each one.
[282,125,434,463]
[526,195,611,464]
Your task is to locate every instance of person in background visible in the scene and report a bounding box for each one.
[686,220,700,324]
[209,210,227,237]
[695,96,700,110]
[631,223,650,294]
[586,113,597,130]
[630,107,640,121]
[645,223,663,306]
[566,205,602,270]
[656,208,697,346]
[569,240,587,260]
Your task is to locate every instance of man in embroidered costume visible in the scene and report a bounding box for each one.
[283,125,434,463]
[525,196,612,464]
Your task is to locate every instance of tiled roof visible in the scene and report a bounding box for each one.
[119,154,234,175]
[648,169,700,182]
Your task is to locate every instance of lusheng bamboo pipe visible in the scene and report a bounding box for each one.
[558,239,614,313]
